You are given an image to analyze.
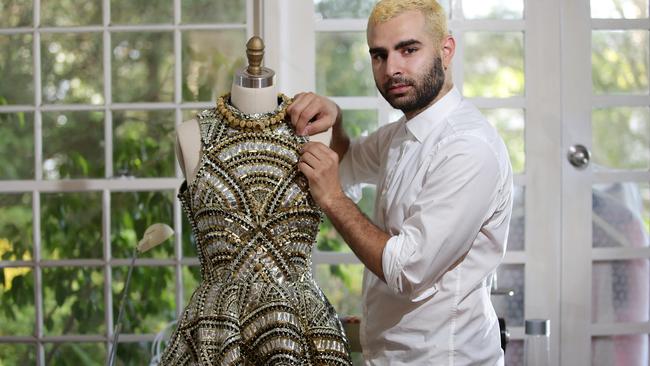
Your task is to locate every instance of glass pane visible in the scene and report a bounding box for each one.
[113,110,176,177]
[43,267,105,334]
[0,0,33,27]
[592,182,649,248]
[182,109,200,121]
[314,264,363,316]
[40,0,101,26]
[341,109,378,138]
[112,266,176,334]
[44,342,105,365]
[0,112,34,180]
[182,30,247,102]
[592,107,650,170]
[182,265,201,306]
[42,33,104,104]
[42,111,104,179]
[592,30,649,95]
[111,191,175,258]
[592,260,649,324]
[0,267,35,336]
[181,212,197,258]
[483,109,525,173]
[182,0,246,24]
[505,340,523,366]
[491,264,524,327]
[507,186,525,251]
[591,0,649,19]
[316,32,376,97]
[462,0,523,19]
[314,0,376,19]
[111,0,172,24]
[464,32,525,98]
[112,32,174,103]
[0,193,32,258]
[0,34,33,104]
[41,192,103,259]
[592,335,649,365]
[115,341,154,365]
[0,344,36,365]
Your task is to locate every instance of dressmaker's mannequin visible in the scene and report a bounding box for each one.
[175,36,330,184]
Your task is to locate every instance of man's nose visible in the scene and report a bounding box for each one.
[385,53,403,78]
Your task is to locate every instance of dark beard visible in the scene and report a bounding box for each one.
[378,56,445,114]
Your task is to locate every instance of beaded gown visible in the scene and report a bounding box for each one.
[160,95,352,365]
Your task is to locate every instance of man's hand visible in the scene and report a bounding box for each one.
[287,92,341,136]
[297,141,346,210]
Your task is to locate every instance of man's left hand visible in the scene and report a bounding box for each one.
[297,142,345,211]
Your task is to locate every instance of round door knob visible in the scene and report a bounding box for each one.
[567,144,591,169]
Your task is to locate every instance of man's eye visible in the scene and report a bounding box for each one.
[405,48,418,54]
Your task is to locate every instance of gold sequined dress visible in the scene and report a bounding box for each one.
[160,95,352,365]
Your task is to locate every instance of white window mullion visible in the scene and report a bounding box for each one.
[173,0,185,318]
[32,0,45,364]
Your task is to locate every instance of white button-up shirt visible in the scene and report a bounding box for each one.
[339,87,513,365]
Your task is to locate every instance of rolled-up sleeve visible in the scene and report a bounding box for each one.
[382,135,502,302]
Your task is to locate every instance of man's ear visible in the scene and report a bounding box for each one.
[441,35,455,69]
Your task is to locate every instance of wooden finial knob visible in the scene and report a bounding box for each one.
[246,36,264,75]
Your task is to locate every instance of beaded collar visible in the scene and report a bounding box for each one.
[216,93,292,130]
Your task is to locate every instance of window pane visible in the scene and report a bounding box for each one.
[111,0,173,24]
[0,267,35,336]
[0,344,36,365]
[182,30,247,102]
[462,0,523,19]
[592,335,649,365]
[593,107,650,170]
[314,0,376,19]
[482,109,525,173]
[112,32,174,103]
[42,111,104,179]
[314,264,363,316]
[44,342,105,365]
[113,110,176,178]
[341,109,378,138]
[0,34,33,105]
[592,259,650,324]
[592,30,649,95]
[182,0,246,24]
[42,33,104,104]
[40,0,101,26]
[593,182,649,248]
[464,32,525,98]
[591,0,649,19]
[316,32,376,97]
[0,112,34,180]
[43,267,105,335]
[507,186,525,251]
[115,341,154,365]
[111,191,175,258]
[0,193,32,258]
[112,266,176,334]
[0,0,33,27]
[492,264,524,327]
[182,265,201,306]
[41,192,103,259]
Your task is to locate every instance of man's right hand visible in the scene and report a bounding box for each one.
[286,92,341,136]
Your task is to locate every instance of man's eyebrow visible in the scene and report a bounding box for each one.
[369,46,387,55]
[394,39,422,50]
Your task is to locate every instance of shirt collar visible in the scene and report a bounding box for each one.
[404,86,462,143]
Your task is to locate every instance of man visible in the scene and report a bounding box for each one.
[287,0,513,364]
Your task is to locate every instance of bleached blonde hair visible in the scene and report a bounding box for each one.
[368,0,448,43]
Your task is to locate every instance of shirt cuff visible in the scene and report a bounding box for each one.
[382,234,438,302]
